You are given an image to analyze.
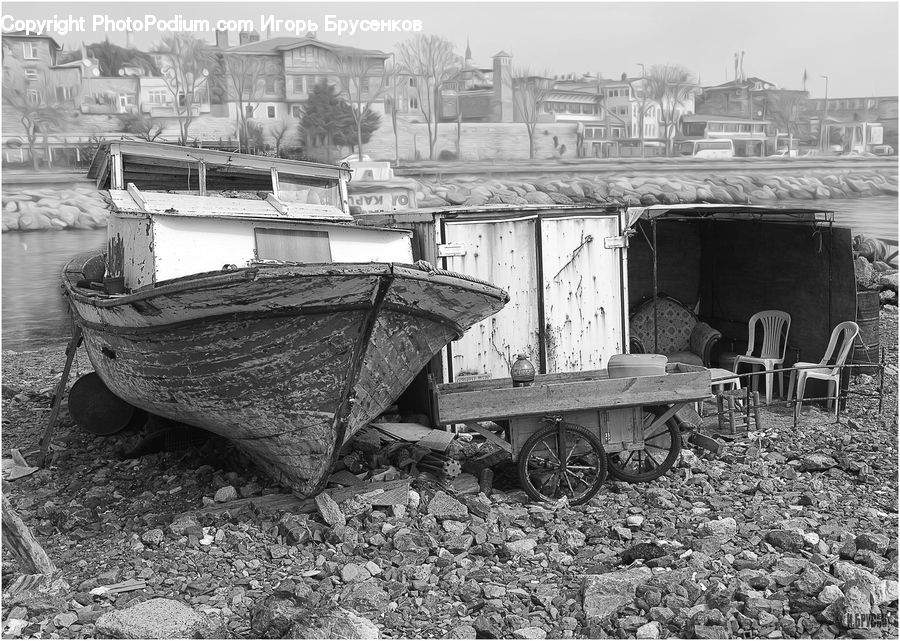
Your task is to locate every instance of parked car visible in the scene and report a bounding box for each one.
[871,145,895,156]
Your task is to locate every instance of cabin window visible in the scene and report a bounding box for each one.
[255,228,332,263]
[277,173,340,207]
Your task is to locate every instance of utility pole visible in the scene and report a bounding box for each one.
[820,75,829,151]
[637,63,646,158]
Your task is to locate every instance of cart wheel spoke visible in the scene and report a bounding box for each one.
[606,407,681,484]
[644,449,663,468]
[539,438,561,465]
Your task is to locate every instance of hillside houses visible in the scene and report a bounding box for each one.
[1,28,896,166]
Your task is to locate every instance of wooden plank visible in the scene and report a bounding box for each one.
[372,422,435,442]
[437,370,711,424]
[266,193,288,215]
[126,183,146,211]
[328,470,365,487]
[438,368,611,394]
[2,495,56,575]
[175,479,410,521]
[415,429,455,453]
[461,422,513,454]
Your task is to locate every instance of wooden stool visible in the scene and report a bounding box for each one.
[700,368,742,417]
[716,388,762,434]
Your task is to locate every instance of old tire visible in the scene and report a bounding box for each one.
[68,372,136,436]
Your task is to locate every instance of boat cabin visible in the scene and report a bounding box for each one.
[87,142,413,292]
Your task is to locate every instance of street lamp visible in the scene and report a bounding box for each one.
[636,63,646,158]
[820,75,829,150]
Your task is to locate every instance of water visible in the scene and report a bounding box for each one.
[1,196,896,352]
[2,228,106,351]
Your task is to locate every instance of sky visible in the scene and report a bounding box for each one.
[3,0,898,98]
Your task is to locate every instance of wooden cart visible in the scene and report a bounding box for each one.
[432,363,711,505]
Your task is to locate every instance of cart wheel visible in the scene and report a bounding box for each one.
[606,407,681,482]
[517,421,607,506]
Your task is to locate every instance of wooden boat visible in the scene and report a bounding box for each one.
[62,142,508,497]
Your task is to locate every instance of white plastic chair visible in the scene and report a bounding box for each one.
[788,321,860,419]
[733,310,791,404]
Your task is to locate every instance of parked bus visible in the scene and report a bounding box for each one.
[676,139,735,159]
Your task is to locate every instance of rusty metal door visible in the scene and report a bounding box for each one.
[541,214,627,372]
[441,216,541,380]
[440,211,628,381]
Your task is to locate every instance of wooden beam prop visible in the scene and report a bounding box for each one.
[39,326,82,466]
[2,494,56,576]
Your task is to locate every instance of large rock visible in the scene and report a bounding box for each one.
[523,190,554,205]
[582,567,652,623]
[315,492,346,527]
[96,598,224,639]
[427,491,469,521]
[291,608,379,639]
[251,597,378,639]
[698,517,737,541]
[766,530,804,552]
[855,256,878,290]
[832,561,880,592]
[798,453,838,472]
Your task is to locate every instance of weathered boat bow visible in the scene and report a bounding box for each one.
[63,142,508,497]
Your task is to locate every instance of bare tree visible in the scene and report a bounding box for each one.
[153,33,217,145]
[119,111,165,142]
[512,67,553,160]
[268,116,295,157]
[223,53,266,153]
[396,35,460,160]
[644,64,696,155]
[767,91,806,154]
[329,52,391,160]
[382,59,402,162]
[1,58,76,170]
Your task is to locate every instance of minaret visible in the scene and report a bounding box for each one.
[465,37,472,68]
[492,50,513,123]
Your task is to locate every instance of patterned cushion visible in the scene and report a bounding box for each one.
[630,297,697,356]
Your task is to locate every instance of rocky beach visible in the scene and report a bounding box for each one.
[1,306,897,639]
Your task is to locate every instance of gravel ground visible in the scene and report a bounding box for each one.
[1,307,897,639]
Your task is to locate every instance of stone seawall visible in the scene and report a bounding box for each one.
[411,166,899,209]
[2,165,897,232]
[2,182,108,232]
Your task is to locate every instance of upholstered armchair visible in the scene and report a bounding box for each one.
[629,294,721,367]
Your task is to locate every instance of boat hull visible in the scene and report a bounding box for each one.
[63,259,507,496]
